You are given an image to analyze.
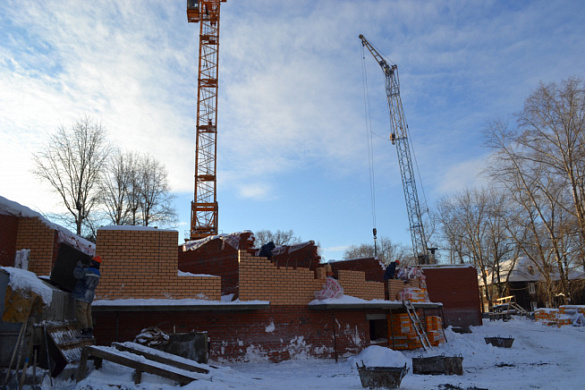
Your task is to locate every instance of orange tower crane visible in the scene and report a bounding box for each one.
[187,0,226,240]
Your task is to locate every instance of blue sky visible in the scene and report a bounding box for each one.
[2,0,585,260]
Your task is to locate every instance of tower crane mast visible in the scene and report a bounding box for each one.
[359,34,430,264]
[187,0,226,240]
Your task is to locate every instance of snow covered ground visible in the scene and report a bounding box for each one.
[52,317,584,390]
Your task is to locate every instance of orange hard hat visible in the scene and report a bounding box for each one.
[93,255,102,263]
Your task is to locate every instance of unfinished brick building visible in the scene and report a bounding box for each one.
[1,196,482,363]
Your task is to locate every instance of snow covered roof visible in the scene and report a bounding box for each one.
[92,297,270,312]
[182,231,254,252]
[0,195,95,256]
[264,240,316,257]
[479,256,585,286]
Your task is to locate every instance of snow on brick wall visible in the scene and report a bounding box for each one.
[16,217,57,276]
[179,238,241,296]
[95,228,220,301]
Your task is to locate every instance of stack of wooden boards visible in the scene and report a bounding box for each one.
[76,341,211,385]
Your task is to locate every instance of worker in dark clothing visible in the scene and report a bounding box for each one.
[383,260,400,280]
[259,241,276,260]
[73,255,102,338]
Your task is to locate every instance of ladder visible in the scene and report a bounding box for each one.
[404,301,432,350]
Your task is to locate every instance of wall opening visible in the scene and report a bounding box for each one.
[367,314,388,344]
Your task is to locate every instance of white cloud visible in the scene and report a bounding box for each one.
[435,154,492,196]
[2,0,585,254]
[238,183,275,201]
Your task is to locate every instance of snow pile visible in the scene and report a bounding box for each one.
[14,249,30,270]
[2,266,53,305]
[348,345,408,368]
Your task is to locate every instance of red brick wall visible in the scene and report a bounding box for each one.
[423,266,483,327]
[95,229,220,300]
[270,242,321,270]
[93,306,377,362]
[179,239,240,296]
[0,214,19,266]
[330,257,386,282]
[15,217,58,275]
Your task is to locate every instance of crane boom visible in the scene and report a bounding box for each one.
[187,0,226,240]
[359,34,430,264]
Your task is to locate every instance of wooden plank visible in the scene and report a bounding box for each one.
[76,346,90,382]
[75,346,199,385]
[112,342,209,374]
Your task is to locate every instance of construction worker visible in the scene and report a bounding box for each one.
[384,260,400,280]
[73,255,101,338]
[259,241,275,261]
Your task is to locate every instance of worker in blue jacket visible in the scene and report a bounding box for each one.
[73,255,102,338]
[383,260,400,280]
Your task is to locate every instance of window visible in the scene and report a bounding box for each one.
[367,314,388,344]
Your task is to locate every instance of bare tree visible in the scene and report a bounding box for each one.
[486,118,576,306]
[138,155,177,227]
[254,230,301,247]
[515,78,585,273]
[436,187,516,308]
[99,151,177,228]
[33,116,110,235]
[100,150,138,225]
[343,237,409,265]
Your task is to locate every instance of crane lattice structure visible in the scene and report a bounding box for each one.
[187,0,226,240]
[359,34,431,264]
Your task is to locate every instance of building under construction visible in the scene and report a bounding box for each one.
[1,195,481,383]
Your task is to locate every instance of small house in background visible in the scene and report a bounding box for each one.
[1,195,483,367]
[479,257,585,312]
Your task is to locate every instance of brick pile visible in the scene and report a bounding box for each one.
[535,306,585,327]
[388,313,445,350]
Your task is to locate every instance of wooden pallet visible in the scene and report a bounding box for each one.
[76,343,208,385]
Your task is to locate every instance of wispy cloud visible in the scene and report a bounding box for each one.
[2,0,585,256]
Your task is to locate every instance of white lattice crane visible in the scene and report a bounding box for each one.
[360,34,433,264]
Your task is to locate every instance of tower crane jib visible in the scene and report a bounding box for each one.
[359,34,431,264]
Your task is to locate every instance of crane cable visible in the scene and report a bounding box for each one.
[361,45,377,234]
